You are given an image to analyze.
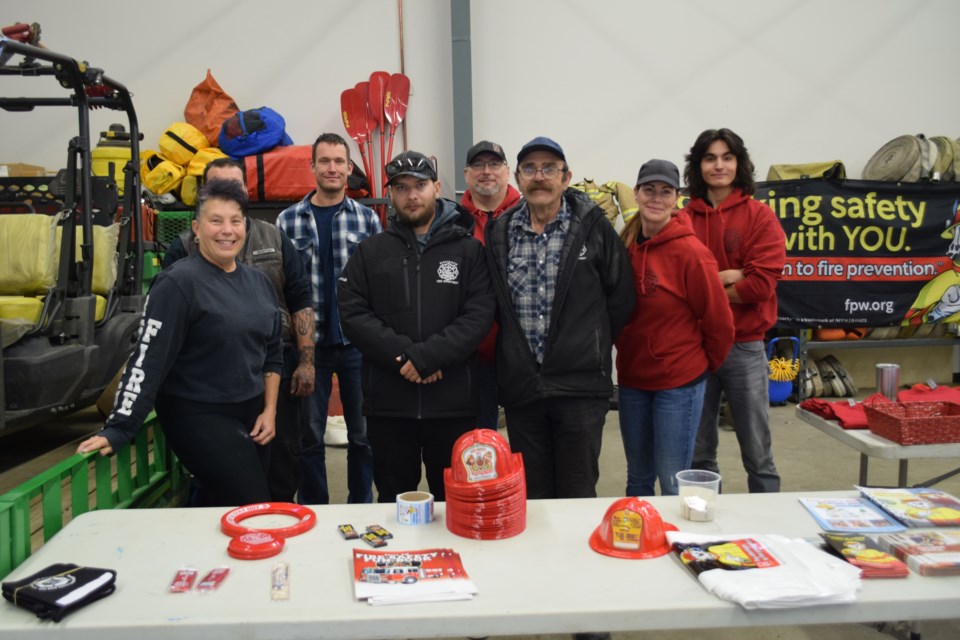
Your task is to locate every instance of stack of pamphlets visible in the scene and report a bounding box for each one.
[798,497,905,533]
[876,531,960,576]
[857,487,960,527]
[819,533,909,578]
[352,548,477,605]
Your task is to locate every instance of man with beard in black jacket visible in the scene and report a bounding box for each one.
[337,151,494,503]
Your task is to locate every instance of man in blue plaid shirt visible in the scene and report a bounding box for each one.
[276,133,382,504]
[485,137,635,500]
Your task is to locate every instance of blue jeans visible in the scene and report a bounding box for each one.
[300,345,373,504]
[693,340,781,493]
[618,381,706,496]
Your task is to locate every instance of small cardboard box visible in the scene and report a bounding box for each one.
[0,162,46,177]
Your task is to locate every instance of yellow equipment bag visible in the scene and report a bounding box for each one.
[187,147,229,177]
[140,150,186,195]
[158,122,207,166]
[180,174,199,207]
[766,161,846,181]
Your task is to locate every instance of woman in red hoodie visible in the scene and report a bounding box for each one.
[615,159,734,496]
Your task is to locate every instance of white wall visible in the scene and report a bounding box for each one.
[0,0,455,191]
[472,0,960,186]
[2,0,958,197]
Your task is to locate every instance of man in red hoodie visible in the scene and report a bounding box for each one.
[679,128,786,493]
[460,141,521,429]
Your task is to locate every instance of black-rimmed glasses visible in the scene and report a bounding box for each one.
[518,164,564,179]
[468,160,506,171]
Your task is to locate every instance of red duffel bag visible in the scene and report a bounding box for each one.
[243,145,314,202]
[243,145,372,202]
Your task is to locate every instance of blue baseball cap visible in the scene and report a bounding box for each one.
[517,136,565,164]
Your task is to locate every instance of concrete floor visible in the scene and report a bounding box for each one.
[3,394,959,639]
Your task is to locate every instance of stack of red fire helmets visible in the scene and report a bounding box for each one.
[444,429,526,540]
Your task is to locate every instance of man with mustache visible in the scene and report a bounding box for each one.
[484,137,636,500]
[337,151,494,502]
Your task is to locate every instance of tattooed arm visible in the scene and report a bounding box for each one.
[290,307,316,397]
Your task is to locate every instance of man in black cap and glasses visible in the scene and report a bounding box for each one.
[337,151,494,503]
[485,137,636,500]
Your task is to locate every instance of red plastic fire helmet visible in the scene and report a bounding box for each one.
[589,497,677,559]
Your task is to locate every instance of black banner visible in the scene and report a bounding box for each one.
[752,179,960,327]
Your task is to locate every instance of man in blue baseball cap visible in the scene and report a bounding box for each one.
[484,136,636,500]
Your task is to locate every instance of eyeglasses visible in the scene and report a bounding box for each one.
[518,164,564,179]
[468,159,506,171]
[385,154,435,179]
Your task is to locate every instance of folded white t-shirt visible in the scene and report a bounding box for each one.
[666,531,862,609]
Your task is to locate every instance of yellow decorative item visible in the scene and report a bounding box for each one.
[768,357,800,382]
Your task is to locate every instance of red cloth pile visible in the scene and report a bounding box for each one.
[896,383,960,404]
[799,393,891,429]
[800,384,960,429]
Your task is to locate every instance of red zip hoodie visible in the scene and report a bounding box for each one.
[461,184,521,361]
[615,216,734,390]
[677,189,786,342]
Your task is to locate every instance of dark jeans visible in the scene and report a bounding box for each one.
[366,415,476,503]
[265,345,307,502]
[300,345,373,504]
[693,340,781,493]
[476,359,499,430]
[156,393,271,507]
[504,397,608,499]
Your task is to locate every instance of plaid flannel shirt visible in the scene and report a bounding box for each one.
[507,199,571,363]
[276,192,381,342]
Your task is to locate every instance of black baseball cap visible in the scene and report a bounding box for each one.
[517,136,566,164]
[385,151,438,185]
[466,140,507,165]
[635,159,680,189]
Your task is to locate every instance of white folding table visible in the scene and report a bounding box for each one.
[796,407,960,487]
[1,492,958,639]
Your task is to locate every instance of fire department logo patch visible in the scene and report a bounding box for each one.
[31,575,77,592]
[437,260,459,284]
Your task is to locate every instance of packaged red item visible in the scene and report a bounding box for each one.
[196,566,230,592]
[168,567,198,593]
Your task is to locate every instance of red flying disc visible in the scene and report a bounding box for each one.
[220,502,316,538]
[227,531,285,560]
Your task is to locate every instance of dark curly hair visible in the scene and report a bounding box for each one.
[683,128,755,200]
[196,178,249,219]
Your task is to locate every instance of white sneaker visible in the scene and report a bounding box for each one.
[324,416,349,447]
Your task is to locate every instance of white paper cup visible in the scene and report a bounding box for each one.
[675,470,720,522]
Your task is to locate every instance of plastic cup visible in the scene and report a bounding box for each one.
[675,470,720,522]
